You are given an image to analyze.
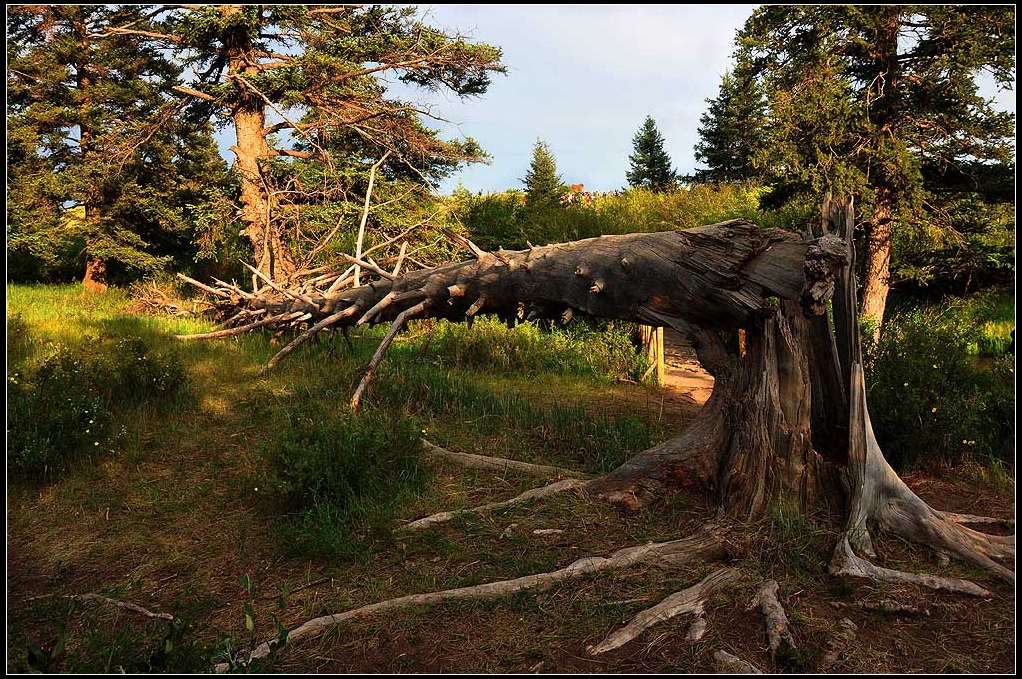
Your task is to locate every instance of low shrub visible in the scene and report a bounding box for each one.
[261,410,429,558]
[7,332,188,481]
[864,302,1015,469]
[454,183,798,251]
[400,316,645,381]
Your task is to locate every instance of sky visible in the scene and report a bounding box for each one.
[391,4,759,193]
[216,4,1015,195]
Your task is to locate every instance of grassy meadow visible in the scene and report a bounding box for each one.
[6,282,1015,673]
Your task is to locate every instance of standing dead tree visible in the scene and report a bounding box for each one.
[180,203,1012,670]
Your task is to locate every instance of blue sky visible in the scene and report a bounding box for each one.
[217,5,1016,195]
[390,4,759,193]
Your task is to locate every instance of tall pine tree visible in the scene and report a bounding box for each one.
[625,116,677,192]
[738,5,1015,328]
[93,5,505,281]
[6,5,230,289]
[522,140,565,206]
[691,65,767,183]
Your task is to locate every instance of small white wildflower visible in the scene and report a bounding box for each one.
[903,382,909,387]
[94,441,100,446]
[931,407,937,413]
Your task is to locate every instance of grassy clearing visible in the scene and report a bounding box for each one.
[6,284,1014,673]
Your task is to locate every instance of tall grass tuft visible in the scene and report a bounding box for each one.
[260,409,429,559]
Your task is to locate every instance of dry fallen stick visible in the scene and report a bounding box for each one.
[587,567,741,655]
[216,530,724,671]
[29,593,175,621]
[747,579,795,658]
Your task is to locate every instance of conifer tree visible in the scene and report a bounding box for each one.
[7,5,230,289]
[691,66,767,183]
[94,5,505,281]
[737,5,1015,328]
[625,116,677,192]
[522,139,565,206]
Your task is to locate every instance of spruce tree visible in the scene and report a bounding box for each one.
[625,116,677,192]
[522,140,565,206]
[737,5,1015,327]
[692,66,767,183]
[6,5,230,288]
[93,5,505,281]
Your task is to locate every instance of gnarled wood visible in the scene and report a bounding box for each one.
[588,567,740,655]
[219,530,725,671]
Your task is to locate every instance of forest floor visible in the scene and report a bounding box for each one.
[6,284,1015,673]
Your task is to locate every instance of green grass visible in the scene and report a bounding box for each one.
[6,283,654,557]
[7,283,1015,674]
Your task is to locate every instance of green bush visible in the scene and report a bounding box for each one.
[864,303,1015,469]
[262,411,429,558]
[454,183,798,251]
[7,333,188,481]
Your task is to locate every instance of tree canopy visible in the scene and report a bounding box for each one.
[6,5,230,285]
[691,68,767,183]
[734,5,1016,324]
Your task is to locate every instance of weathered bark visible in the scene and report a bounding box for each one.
[860,187,893,335]
[591,303,825,517]
[222,5,296,282]
[82,257,108,293]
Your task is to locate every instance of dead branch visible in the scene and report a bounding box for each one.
[34,593,176,621]
[216,530,724,671]
[350,300,430,409]
[353,151,392,286]
[587,568,740,655]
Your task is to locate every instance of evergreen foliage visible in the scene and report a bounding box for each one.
[522,139,565,206]
[626,116,677,191]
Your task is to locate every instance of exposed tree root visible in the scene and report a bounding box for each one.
[829,536,992,597]
[835,598,930,616]
[420,439,588,479]
[940,511,1014,529]
[403,478,589,531]
[216,530,725,671]
[713,649,763,673]
[746,579,795,658]
[587,567,740,655]
[843,364,1014,584]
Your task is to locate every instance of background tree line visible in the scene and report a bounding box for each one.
[7,5,1014,340]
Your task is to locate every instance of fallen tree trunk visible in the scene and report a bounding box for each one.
[180,209,1013,589]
